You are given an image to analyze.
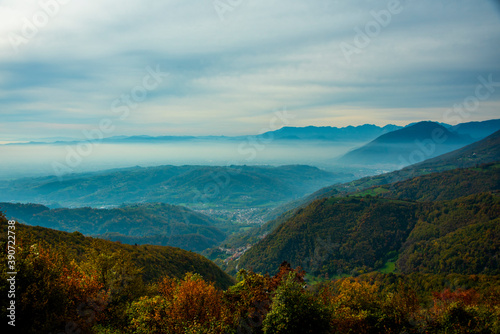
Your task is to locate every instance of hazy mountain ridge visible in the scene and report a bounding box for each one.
[306,128,500,203]
[4,124,402,145]
[338,121,474,166]
[0,165,352,209]
[450,119,500,139]
[257,124,402,141]
[6,119,498,146]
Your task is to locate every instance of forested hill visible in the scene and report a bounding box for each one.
[233,162,500,275]
[0,202,226,252]
[221,163,500,251]
[0,213,234,289]
[358,162,500,201]
[235,148,500,277]
[237,197,421,277]
[0,164,352,208]
[236,193,500,278]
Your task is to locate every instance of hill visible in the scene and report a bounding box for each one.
[307,129,500,202]
[0,213,234,289]
[0,164,352,209]
[0,202,226,252]
[234,161,500,277]
[359,162,500,202]
[236,193,500,278]
[236,197,420,276]
[339,121,473,166]
[215,162,500,253]
[450,118,500,139]
[397,193,500,275]
[212,131,500,257]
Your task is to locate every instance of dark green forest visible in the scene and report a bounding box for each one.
[237,188,499,278]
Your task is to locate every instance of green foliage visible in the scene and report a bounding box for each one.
[1,219,234,289]
[238,197,420,277]
[398,193,500,275]
[374,163,500,202]
[262,273,331,334]
[238,191,500,278]
[224,262,305,333]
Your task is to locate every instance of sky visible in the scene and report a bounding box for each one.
[1,0,500,140]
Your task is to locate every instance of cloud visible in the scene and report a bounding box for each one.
[0,0,499,139]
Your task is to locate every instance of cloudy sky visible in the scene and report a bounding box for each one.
[1,0,500,140]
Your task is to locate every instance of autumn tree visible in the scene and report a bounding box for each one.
[0,240,105,334]
[128,273,233,334]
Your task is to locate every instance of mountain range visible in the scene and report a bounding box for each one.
[6,119,499,147]
[338,122,474,166]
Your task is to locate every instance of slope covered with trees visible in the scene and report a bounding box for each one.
[397,193,500,275]
[237,191,500,278]
[277,129,500,216]
[237,197,422,277]
[360,163,500,202]
[0,202,225,252]
[1,215,234,287]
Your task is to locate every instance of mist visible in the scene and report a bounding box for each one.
[0,140,361,180]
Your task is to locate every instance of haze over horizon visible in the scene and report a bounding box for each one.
[1,0,500,140]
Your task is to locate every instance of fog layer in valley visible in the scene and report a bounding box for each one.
[0,140,361,180]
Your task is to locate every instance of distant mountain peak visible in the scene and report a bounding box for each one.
[339,121,474,166]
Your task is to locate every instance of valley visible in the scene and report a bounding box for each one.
[3,2,500,331]
[2,121,500,333]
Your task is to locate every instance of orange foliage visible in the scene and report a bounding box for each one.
[130,273,233,334]
[16,243,107,333]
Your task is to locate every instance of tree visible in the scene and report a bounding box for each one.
[262,273,331,334]
[128,273,234,334]
[1,241,105,334]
